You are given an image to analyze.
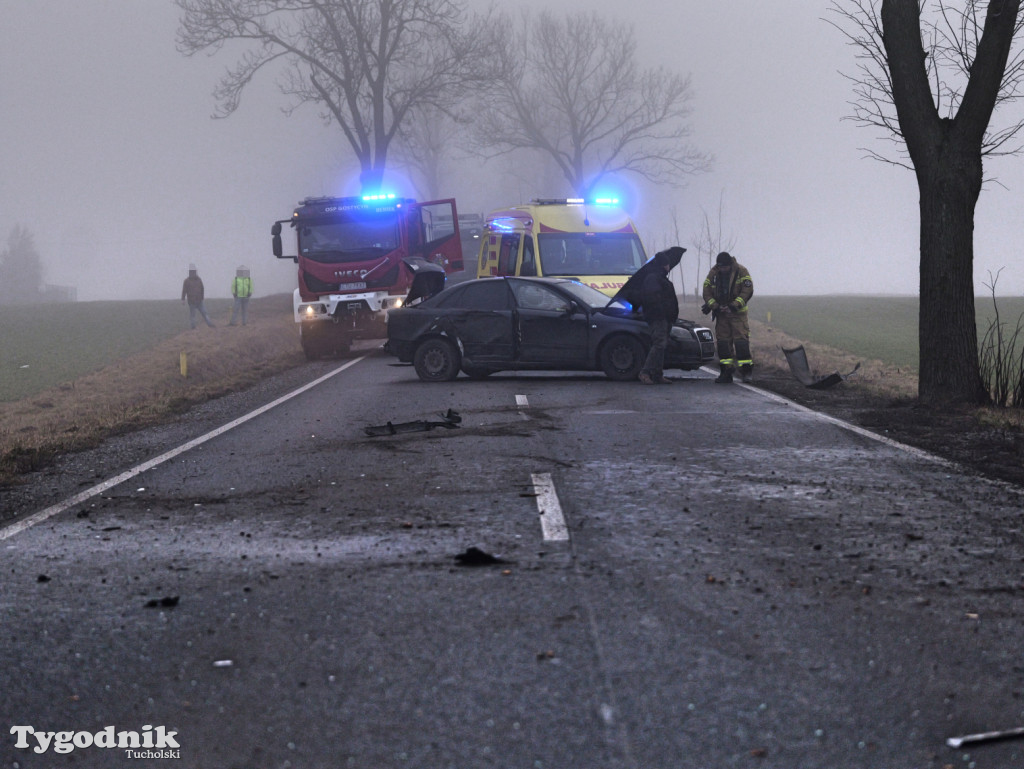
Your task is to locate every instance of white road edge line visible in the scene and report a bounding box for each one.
[0,356,370,542]
[698,365,954,468]
[531,472,569,542]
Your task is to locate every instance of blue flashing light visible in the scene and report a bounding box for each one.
[487,217,518,232]
[592,196,620,205]
[362,192,397,202]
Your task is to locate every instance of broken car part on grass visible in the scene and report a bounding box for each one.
[782,345,861,390]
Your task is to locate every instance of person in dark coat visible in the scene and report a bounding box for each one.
[181,264,215,329]
[638,246,684,384]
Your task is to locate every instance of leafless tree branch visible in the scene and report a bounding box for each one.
[176,0,497,190]
[472,10,711,197]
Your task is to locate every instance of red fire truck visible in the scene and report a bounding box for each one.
[272,194,464,359]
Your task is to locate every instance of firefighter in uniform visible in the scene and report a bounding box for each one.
[702,251,754,383]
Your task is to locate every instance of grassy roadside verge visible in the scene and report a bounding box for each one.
[679,302,918,401]
[0,295,304,483]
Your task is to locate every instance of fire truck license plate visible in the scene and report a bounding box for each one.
[337,282,367,291]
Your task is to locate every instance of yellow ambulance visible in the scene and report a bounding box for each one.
[475,198,647,296]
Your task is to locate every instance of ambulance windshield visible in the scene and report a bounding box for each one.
[537,232,646,277]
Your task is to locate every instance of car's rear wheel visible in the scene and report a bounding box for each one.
[413,338,461,381]
[600,334,647,381]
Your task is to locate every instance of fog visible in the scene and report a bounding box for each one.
[3,0,1024,301]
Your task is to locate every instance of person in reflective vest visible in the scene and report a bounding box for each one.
[229,265,254,326]
[701,251,754,383]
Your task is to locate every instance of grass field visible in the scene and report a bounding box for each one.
[0,295,302,481]
[0,298,234,402]
[748,295,1024,374]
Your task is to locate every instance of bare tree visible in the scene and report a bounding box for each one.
[176,0,495,192]
[691,194,736,301]
[473,10,711,198]
[829,0,1024,406]
[389,104,468,199]
[0,225,43,305]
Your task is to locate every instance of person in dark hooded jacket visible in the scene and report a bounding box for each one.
[638,247,684,384]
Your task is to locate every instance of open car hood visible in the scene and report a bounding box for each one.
[609,249,684,313]
[403,257,447,304]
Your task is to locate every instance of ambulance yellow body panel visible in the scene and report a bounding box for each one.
[475,198,647,297]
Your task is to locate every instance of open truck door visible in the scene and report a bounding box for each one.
[416,199,464,273]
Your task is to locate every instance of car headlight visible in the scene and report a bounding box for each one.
[670,326,691,341]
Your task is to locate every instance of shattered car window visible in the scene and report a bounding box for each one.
[557,280,615,310]
[511,282,571,312]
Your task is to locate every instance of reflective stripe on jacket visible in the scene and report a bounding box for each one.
[232,276,253,298]
[702,259,753,312]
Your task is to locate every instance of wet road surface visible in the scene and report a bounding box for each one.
[2,349,1023,768]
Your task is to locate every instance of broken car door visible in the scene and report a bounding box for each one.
[446,280,515,363]
[510,279,588,364]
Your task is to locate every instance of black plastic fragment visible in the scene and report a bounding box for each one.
[454,547,505,567]
[365,409,461,436]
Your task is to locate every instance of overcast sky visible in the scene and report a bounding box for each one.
[3,0,1024,300]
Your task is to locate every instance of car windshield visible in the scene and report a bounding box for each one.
[557,280,616,309]
[298,214,400,264]
[537,232,646,276]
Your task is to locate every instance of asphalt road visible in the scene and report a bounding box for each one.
[2,348,1023,769]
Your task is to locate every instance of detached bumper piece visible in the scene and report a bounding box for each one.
[364,409,462,436]
[783,345,861,390]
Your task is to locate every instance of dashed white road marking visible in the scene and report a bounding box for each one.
[531,472,569,541]
[0,356,369,542]
[515,393,531,421]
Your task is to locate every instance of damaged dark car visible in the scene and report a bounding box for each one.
[384,276,715,382]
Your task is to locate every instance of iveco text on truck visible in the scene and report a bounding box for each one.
[272,194,463,359]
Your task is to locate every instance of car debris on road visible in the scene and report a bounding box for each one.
[364,409,461,436]
[946,725,1024,749]
[454,547,507,566]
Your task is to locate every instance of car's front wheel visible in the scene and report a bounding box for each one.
[413,337,461,381]
[600,334,647,381]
